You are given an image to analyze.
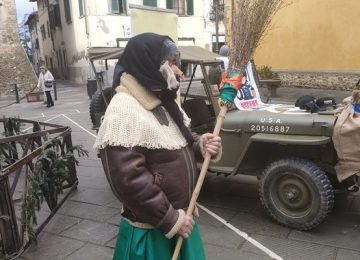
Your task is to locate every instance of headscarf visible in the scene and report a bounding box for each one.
[112,33,194,145]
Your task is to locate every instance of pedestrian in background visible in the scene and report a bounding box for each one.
[37,66,54,107]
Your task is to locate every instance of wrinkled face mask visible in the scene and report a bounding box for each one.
[159,39,183,90]
[161,39,181,67]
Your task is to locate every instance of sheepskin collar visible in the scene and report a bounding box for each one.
[117,73,161,110]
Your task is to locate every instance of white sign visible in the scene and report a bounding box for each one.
[234,61,264,110]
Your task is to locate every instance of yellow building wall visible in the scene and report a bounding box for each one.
[227,0,360,72]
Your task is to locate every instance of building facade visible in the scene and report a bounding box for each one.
[0,0,38,96]
[25,11,42,74]
[225,0,360,90]
[28,0,226,84]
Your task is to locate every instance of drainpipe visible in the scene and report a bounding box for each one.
[83,0,92,82]
[215,0,219,53]
[84,0,90,40]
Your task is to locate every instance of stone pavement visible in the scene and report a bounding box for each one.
[0,81,359,260]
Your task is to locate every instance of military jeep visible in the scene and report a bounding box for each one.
[88,46,354,231]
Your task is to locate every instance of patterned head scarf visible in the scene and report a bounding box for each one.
[112,33,194,144]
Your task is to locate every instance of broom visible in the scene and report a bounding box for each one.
[171,0,285,259]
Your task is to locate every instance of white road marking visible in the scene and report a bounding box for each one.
[61,114,97,138]
[23,114,63,132]
[59,115,284,260]
[41,113,45,117]
[44,114,63,122]
[58,89,80,94]
[198,204,284,260]
[75,109,80,113]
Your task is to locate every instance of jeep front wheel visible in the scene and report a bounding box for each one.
[89,87,113,128]
[258,157,334,230]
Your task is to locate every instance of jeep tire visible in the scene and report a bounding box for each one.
[258,157,334,230]
[89,87,113,127]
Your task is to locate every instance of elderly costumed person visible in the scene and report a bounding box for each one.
[94,33,222,259]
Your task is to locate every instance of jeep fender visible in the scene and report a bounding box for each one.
[250,133,331,145]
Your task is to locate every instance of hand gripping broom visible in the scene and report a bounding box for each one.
[171,1,285,259]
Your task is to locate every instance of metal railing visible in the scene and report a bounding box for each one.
[0,82,58,109]
[0,118,78,259]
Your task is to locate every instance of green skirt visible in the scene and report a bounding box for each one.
[113,219,206,260]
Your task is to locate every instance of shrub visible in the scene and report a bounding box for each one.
[257,65,279,79]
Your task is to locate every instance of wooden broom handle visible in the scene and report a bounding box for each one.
[171,105,228,260]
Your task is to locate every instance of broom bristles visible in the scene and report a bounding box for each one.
[228,0,285,73]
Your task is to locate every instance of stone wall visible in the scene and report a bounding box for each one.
[0,0,38,97]
[278,71,360,91]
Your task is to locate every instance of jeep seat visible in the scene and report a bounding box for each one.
[182,99,214,134]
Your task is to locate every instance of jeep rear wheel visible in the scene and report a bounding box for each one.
[258,157,334,230]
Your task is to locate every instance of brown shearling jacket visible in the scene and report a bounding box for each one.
[99,139,203,238]
[95,74,221,238]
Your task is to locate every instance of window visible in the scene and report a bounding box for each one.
[49,8,55,29]
[48,4,62,29]
[35,38,39,49]
[64,0,72,23]
[63,49,68,68]
[58,49,63,69]
[143,0,156,7]
[166,0,193,15]
[49,58,53,70]
[78,0,84,16]
[54,4,62,28]
[109,0,125,14]
[46,21,50,37]
[56,51,60,68]
[40,24,46,40]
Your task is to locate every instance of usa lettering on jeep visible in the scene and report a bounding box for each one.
[260,118,282,124]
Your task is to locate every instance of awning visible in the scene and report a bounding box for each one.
[87,47,124,61]
[87,46,222,64]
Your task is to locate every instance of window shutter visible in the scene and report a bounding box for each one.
[48,8,55,30]
[54,4,62,28]
[119,0,124,13]
[78,0,84,16]
[187,0,193,15]
[143,0,157,7]
[64,0,71,23]
[111,0,120,13]
[166,0,173,9]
